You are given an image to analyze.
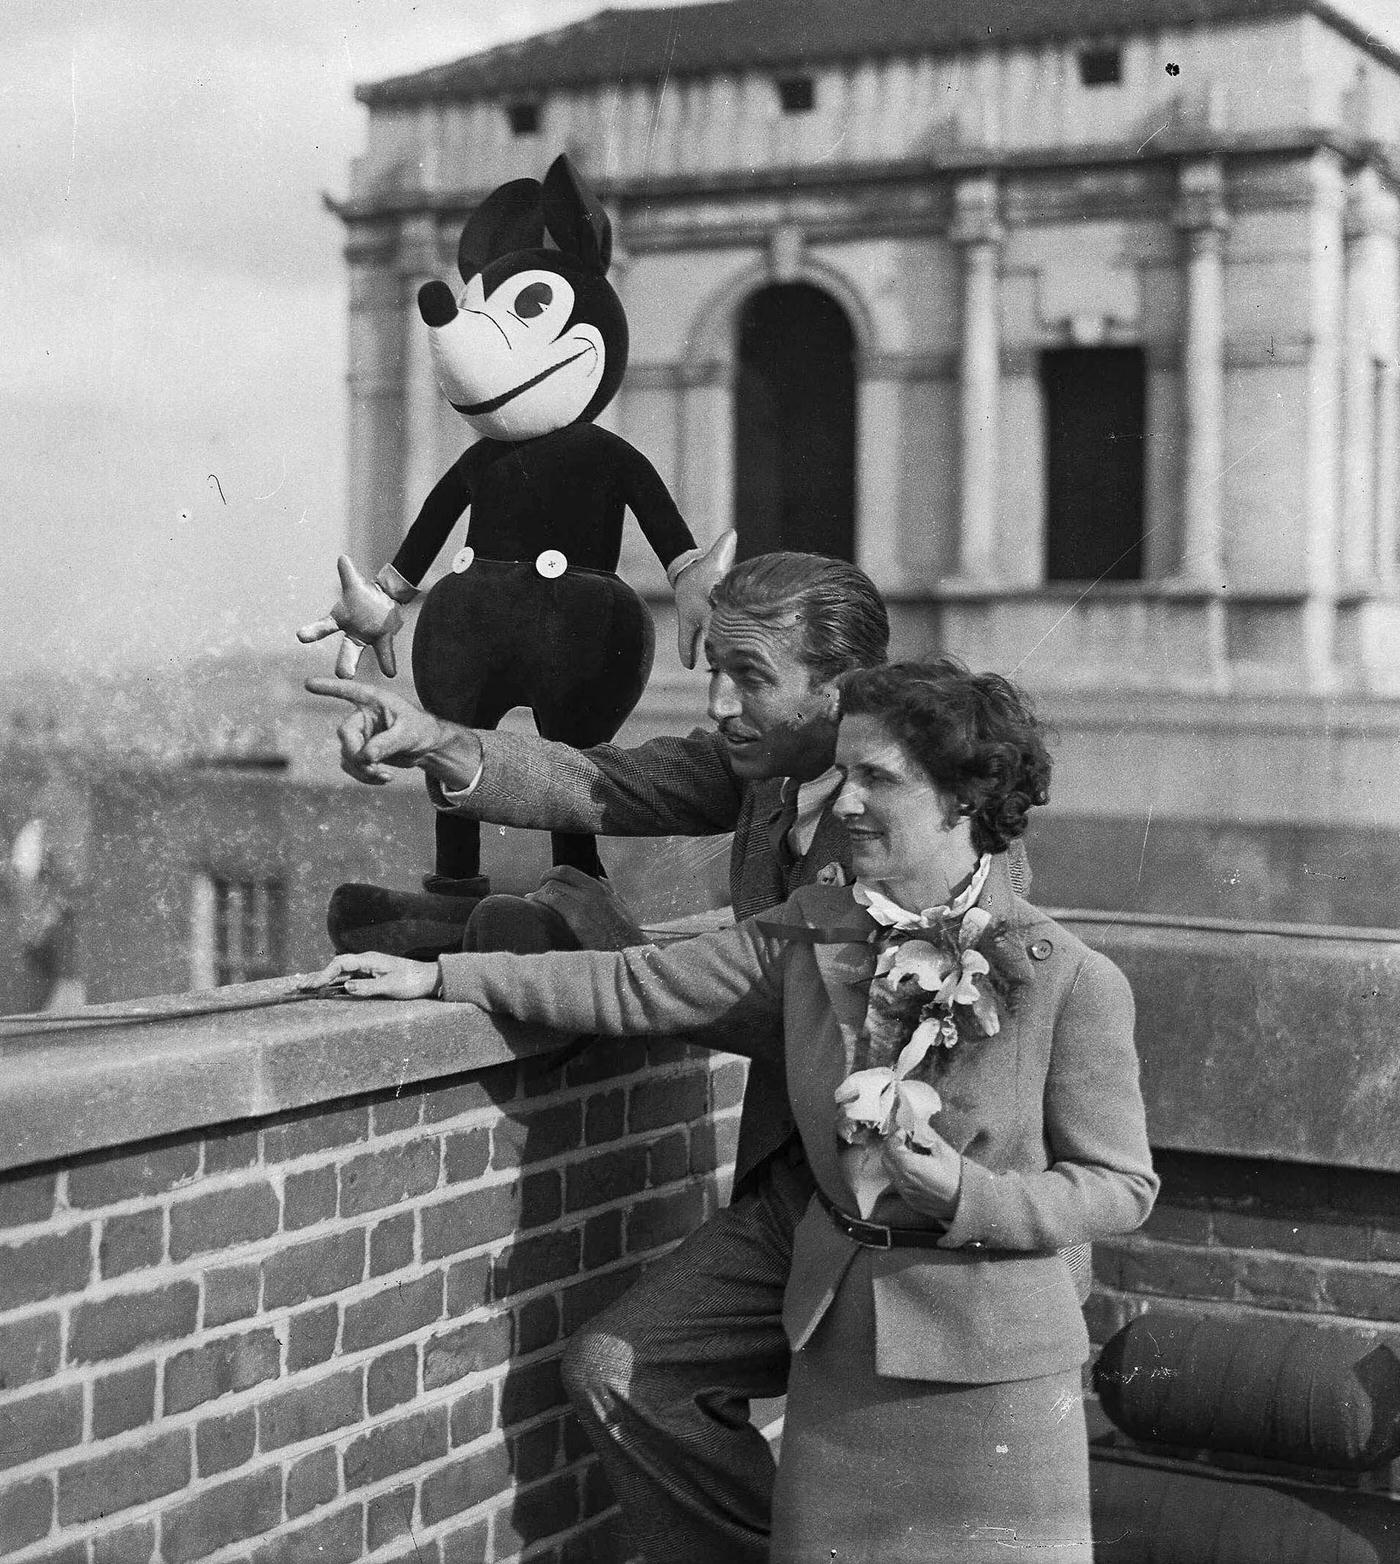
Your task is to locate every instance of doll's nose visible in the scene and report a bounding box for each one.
[418,280,458,328]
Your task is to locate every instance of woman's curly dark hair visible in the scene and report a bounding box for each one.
[837,658,1052,855]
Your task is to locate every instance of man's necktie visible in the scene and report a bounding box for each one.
[768,780,801,879]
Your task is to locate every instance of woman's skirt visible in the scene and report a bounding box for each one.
[770,1271,1092,1564]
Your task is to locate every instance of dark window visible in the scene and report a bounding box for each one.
[777,75,815,113]
[734,283,857,562]
[207,876,286,986]
[507,100,541,136]
[1078,46,1122,86]
[1041,347,1146,582]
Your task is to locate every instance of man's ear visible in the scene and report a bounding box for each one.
[814,679,842,718]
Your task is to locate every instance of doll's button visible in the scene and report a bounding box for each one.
[451,546,475,574]
[1029,938,1054,960]
[535,549,568,579]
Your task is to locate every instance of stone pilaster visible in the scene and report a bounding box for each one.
[1341,166,1400,586]
[950,175,1004,582]
[1300,151,1349,687]
[397,214,447,540]
[1173,158,1229,587]
[344,229,403,568]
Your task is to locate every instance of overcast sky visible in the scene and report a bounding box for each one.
[5,0,1400,680]
[2,0,680,680]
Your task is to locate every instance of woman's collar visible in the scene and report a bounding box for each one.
[851,853,993,931]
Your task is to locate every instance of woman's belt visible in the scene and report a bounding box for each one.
[817,1186,945,1249]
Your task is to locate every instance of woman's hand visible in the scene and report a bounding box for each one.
[881,1129,963,1222]
[300,951,439,1000]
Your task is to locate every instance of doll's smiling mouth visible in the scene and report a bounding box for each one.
[455,346,595,416]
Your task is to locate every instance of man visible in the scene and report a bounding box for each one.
[309,551,888,1563]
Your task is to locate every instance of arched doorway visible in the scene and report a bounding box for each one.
[733,283,857,560]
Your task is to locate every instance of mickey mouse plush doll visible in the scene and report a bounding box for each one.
[300,155,733,953]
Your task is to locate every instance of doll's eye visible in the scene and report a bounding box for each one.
[512,281,554,319]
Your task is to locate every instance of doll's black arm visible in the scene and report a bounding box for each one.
[388,442,497,587]
[612,435,697,570]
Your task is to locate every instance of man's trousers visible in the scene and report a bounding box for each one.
[561,1150,813,1564]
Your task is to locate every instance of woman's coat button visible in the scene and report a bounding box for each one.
[1029,938,1053,960]
[451,546,475,574]
[535,549,568,578]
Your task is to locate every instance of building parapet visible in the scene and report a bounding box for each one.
[0,985,741,1561]
[5,914,1400,1558]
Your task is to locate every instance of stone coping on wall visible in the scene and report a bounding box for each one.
[5,910,1400,1182]
[1061,911,1400,1177]
[0,982,561,1177]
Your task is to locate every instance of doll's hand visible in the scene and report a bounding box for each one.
[531,866,647,950]
[297,555,406,679]
[881,1127,963,1223]
[672,530,738,670]
[299,950,439,1000]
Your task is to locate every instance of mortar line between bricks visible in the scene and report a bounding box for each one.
[0,1186,714,1417]
[0,1057,720,1231]
[11,1417,610,1564]
[508,1511,625,1564]
[0,1176,614,1307]
[1092,1288,1400,1331]
[0,1279,617,1488]
[0,1155,731,1336]
[1118,1235,1400,1271]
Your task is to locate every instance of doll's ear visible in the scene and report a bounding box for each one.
[458,178,545,279]
[541,155,612,275]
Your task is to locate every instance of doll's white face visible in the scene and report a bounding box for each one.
[427,268,605,442]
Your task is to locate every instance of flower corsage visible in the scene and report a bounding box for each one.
[834,901,1017,1215]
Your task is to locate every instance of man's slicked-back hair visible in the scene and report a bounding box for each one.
[709,552,889,683]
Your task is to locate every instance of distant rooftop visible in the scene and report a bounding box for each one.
[359,0,1399,105]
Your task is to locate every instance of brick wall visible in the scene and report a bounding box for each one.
[0,1033,745,1562]
[1089,1150,1400,1499]
[7,910,1400,1558]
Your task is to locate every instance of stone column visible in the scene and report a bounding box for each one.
[1375,361,1399,585]
[1173,158,1229,586]
[950,175,1004,582]
[397,213,446,540]
[1341,166,1399,585]
[854,361,905,591]
[679,360,733,543]
[1300,152,1348,686]
[343,230,403,568]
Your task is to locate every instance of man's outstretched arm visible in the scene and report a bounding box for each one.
[305,678,484,790]
[304,678,743,838]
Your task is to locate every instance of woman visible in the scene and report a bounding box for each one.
[305,658,1157,1562]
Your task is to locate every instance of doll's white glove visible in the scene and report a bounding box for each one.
[297,556,416,680]
[670,529,738,670]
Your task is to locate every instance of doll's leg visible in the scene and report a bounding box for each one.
[412,574,522,886]
[531,573,656,876]
[429,673,518,883]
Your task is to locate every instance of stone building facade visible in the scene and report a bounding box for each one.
[329,0,1400,922]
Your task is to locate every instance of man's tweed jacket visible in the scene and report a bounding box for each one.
[439,726,1030,1197]
[435,726,850,1195]
[437,856,1157,1383]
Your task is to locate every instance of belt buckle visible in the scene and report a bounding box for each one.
[846,1212,891,1249]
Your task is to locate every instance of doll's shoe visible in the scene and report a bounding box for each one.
[327,880,489,960]
[461,893,581,954]
[422,873,493,899]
